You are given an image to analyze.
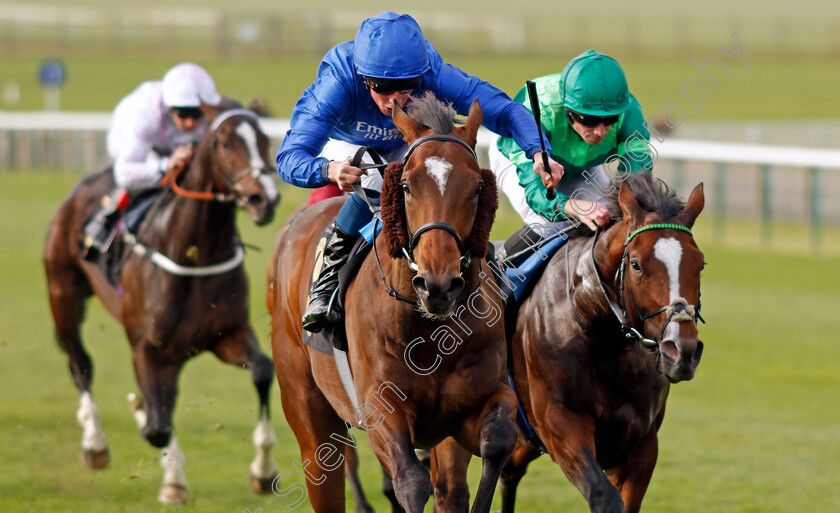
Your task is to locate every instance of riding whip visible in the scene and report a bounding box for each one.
[525,80,556,200]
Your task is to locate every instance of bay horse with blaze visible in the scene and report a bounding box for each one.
[44,100,281,504]
[267,94,518,513]
[434,174,706,512]
[491,173,706,512]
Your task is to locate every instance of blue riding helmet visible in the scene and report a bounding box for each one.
[353,12,430,79]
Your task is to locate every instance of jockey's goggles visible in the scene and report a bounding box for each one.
[172,107,204,120]
[567,108,620,127]
[364,76,420,95]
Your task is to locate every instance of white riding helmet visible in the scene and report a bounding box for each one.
[161,63,222,108]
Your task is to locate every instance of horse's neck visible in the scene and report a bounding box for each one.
[155,161,237,260]
[569,223,628,325]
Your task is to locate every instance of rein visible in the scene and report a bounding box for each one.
[160,108,266,203]
[119,108,267,277]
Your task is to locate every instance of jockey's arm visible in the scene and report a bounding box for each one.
[111,137,168,191]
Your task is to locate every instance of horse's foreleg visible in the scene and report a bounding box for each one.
[158,434,188,504]
[455,384,518,513]
[344,445,375,513]
[542,404,624,513]
[498,443,542,513]
[126,391,188,503]
[430,437,472,513]
[367,417,431,513]
[605,432,659,513]
[130,347,181,448]
[211,326,278,493]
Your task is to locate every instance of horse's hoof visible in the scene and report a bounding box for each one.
[250,473,276,494]
[82,448,110,469]
[158,484,189,505]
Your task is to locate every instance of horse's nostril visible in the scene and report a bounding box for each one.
[660,340,680,361]
[248,194,265,206]
[412,276,428,295]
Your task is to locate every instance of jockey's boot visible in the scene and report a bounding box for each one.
[301,223,359,333]
[82,188,129,261]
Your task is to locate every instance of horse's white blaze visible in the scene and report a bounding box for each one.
[235,121,263,170]
[258,173,279,202]
[235,121,279,202]
[250,407,278,479]
[77,391,107,451]
[425,157,452,196]
[160,434,187,489]
[654,237,683,301]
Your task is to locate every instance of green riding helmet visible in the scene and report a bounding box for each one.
[560,50,631,116]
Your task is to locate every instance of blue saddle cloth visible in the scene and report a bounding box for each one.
[503,233,570,304]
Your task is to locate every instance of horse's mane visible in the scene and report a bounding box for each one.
[567,172,685,239]
[380,92,497,259]
[605,172,684,220]
[404,92,457,134]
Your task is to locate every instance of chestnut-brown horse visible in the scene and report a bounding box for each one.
[268,93,518,513]
[44,101,280,504]
[434,173,706,513]
[488,173,706,512]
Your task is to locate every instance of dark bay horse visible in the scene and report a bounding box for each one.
[44,101,280,504]
[268,94,518,513]
[488,173,706,512]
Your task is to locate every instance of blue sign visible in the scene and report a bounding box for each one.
[39,59,67,87]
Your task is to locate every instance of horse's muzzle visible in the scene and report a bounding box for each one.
[659,329,704,382]
[412,272,465,317]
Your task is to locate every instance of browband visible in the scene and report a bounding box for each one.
[210,108,259,133]
[402,134,477,164]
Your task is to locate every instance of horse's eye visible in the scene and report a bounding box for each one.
[220,141,230,150]
[473,183,484,198]
[401,182,410,194]
[630,260,642,272]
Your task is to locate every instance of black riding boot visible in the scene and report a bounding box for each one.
[82,188,128,261]
[301,223,359,333]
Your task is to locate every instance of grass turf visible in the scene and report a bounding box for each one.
[0,170,838,512]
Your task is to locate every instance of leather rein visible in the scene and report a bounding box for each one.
[160,109,272,204]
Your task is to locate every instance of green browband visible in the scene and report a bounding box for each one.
[625,223,693,245]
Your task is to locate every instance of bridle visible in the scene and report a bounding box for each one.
[573,222,705,352]
[374,134,482,306]
[162,109,273,204]
[398,134,479,275]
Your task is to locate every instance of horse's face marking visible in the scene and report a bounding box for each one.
[235,121,265,170]
[653,237,683,300]
[424,156,452,196]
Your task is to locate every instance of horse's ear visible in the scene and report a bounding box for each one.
[392,102,425,145]
[248,98,268,117]
[455,98,483,149]
[618,181,644,225]
[200,103,222,124]
[676,182,705,228]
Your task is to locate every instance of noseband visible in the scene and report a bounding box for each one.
[590,223,704,350]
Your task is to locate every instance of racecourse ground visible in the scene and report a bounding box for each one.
[0,170,838,513]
